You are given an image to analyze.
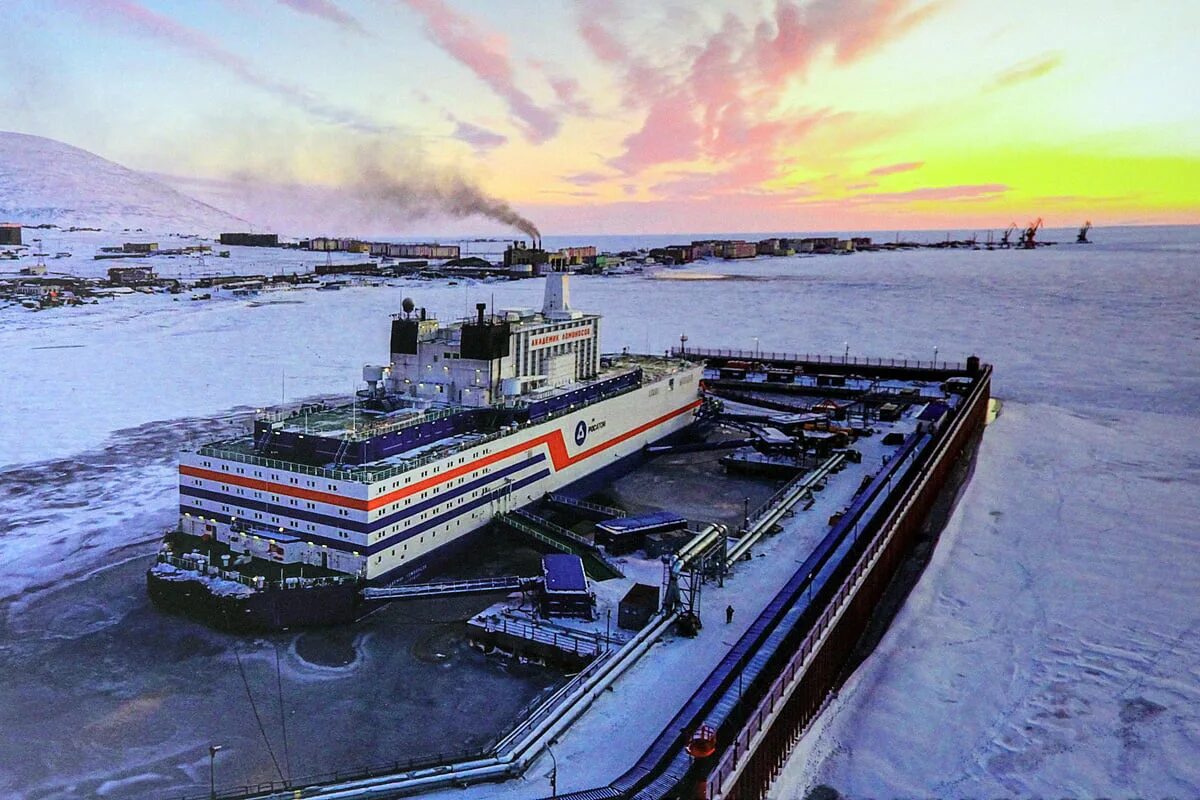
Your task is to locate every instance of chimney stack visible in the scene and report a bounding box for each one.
[476,302,486,325]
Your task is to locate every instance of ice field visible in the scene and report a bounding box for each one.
[1,225,1197,797]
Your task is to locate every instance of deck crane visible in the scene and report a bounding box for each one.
[1020,218,1043,249]
[1077,220,1092,243]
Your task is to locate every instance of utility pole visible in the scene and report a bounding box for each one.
[209,744,222,800]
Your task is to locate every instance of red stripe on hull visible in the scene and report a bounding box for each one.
[181,398,701,513]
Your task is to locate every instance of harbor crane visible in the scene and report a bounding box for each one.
[1077,220,1092,243]
[1000,223,1017,248]
[1020,218,1043,249]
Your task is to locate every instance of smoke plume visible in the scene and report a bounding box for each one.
[354,149,540,240]
[177,137,540,240]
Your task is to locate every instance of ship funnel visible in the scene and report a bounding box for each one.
[476,302,486,325]
[543,271,570,316]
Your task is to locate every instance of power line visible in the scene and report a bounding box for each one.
[233,644,286,784]
[274,642,293,785]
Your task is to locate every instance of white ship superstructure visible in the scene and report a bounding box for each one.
[177,273,703,581]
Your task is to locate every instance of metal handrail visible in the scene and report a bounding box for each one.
[673,346,965,372]
[192,376,649,484]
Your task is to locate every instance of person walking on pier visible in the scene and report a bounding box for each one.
[726,605,734,624]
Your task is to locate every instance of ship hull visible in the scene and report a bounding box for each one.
[153,365,703,630]
[146,568,361,631]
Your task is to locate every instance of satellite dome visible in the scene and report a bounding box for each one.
[402,297,415,315]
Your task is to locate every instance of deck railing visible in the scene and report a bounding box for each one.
[191,376,650,485]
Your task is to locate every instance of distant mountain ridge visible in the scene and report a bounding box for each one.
[0,131,247,234]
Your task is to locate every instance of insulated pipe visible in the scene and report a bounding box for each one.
[724,453,845,568]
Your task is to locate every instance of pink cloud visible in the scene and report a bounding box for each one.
[583,0,944,197]
[609,91,705,173]
[275,0,364,32]
[397,0,559,143]
[869,160,924,176]
[450,118,508,152]
[55,0,386,132]
[548,75,592,116]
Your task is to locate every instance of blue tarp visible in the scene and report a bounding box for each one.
[918,401,950,422]
[596,510,687,536]
[542,554,588,594]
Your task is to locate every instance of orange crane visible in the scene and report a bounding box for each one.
[1020,218,1043,249]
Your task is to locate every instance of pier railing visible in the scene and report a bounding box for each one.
[700,364,993,799]
[672,346,965,373]
[471,613,609,660]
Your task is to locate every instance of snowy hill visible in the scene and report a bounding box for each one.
[0,131,247,234]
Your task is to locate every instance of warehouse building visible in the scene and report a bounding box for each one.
[219,232,279,247]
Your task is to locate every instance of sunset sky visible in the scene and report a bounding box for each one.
[3,0,1197,234]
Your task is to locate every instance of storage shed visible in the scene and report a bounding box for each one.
[618,583,660,631]
[539,554,594,619]
[596,510,687,555]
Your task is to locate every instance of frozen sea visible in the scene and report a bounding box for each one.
[1,225,1198,797]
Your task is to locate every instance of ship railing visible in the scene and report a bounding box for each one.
[192,376,655,484]
[671,345,965,373]
[155,553,356,590]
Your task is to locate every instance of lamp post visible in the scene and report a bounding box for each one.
[752,336,759,358]
[547,744,558,797]
[208,745,222,800]
[933,345,939,368]
[843,342,850,363]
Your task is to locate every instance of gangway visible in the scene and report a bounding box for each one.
[361,575,528,601]
[544,493,626,521]
[643,437,756,455]
[496,510,625,580]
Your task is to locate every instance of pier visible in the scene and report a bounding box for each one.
[185,352,990,800]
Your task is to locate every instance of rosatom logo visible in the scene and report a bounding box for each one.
[574,420,588,446]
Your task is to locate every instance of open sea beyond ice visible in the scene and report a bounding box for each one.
[0,225,1197,798]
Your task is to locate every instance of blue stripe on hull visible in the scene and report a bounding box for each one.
[181,467,552,556]
[181,454,546,535]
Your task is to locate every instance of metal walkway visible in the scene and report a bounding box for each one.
[361,575,526,601]
[497,509,625,581]
[544,493,626,521]
[643,437,756,455]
